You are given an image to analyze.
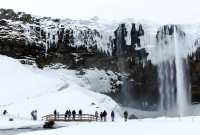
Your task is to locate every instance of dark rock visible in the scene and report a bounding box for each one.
[9,118,14,121]
[130,23,143,47]
[129,114,138,119]
[189,47,200,103]
[43,120,55,128]
[0,20,8,26]
[113,23,127,56]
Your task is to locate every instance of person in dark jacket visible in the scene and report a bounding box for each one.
[31,110,37,120]
[31,110,34,120]
[54,110,57,120]
[79,109,82,119]
[111,111,115,122]
[65,110,69,120]
[95,111,98,121]
[100,112,103,121]
[72,110,76,120]
[124,111,128,122]
[68,110,71,120]
[103,110,107,121]
[34,110,37,120]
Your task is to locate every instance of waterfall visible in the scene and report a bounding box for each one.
[158,60,176,115]
[174,27,190,116]
[156,25,191,116]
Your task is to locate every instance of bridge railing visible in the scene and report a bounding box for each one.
[42,114,97,122]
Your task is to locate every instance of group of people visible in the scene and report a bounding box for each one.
[54,109,83,120]
[29,109,128,121]
[96,110,108,121]
[4,108,128,122]
[96,110,128,122]
[97,110,128,122]
[3,110,7,115]
[53,109,128,122]
[31,110,37,120]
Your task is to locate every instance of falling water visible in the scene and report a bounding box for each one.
[174,27,190,116]
[156,25,191,116]
[158,60,176,115]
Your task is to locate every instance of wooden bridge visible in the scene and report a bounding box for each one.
[42,114,98,122]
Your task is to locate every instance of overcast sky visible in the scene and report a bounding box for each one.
[1,0,200,24]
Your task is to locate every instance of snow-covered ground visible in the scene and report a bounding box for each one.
[17,116,200,135]
[0,115,42,130]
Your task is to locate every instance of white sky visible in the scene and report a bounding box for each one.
[1,0,200,24]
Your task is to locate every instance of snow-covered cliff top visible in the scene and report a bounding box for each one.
[0,9,200,64]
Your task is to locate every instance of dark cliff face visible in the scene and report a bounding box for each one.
[189,47,200,103]
[108,24,158,110]
[0,9,199,111]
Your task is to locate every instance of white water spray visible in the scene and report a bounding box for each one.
[158,60,176,115]
[153,25,191,116]
[174,26,189,116]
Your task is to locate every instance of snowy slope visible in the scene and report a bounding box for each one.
[0,55,64,106]
[3,83,121,120]
[0,55,121,120]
